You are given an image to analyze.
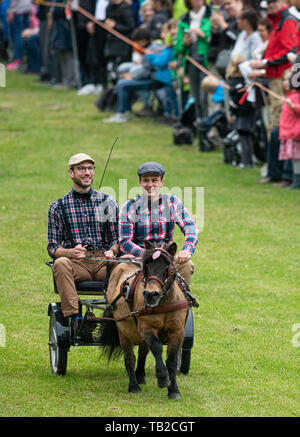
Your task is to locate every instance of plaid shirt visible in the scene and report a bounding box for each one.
[47,188,119,259]
[119,194,199,257]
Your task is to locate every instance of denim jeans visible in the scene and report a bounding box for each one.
[26,34,41,72]
[164,86,179,118]
[9,13,29,61]
[117,78,155,113]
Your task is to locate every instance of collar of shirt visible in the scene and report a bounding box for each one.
[72,188,92,200]
[135,194,167,215]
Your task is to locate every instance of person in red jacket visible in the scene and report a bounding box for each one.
[251,0,298,129]
[250,0,298,184]
[278,69,300,189]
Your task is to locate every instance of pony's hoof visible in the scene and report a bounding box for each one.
[168,392,181,400]
[157,376,170,388]
[129,384,141,394]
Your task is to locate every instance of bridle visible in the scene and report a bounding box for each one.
[143,247,177,303]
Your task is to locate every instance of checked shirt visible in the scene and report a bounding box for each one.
[47,188,119,259]
[119,194,199,257]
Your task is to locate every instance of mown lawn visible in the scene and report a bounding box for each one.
[0,71,299,417]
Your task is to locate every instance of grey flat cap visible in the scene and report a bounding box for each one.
[137,161,165,176]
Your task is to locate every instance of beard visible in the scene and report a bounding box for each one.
[73,174,94,190]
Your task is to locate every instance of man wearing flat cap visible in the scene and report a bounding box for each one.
[119,162,199,285]
[47,153,119,322]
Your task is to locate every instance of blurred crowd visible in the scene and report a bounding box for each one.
[1,0,300,189]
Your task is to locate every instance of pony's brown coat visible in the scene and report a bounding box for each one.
[105,244,189,399]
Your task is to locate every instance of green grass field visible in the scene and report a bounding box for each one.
[0,71,299,417]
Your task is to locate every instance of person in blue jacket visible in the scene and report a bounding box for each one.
[104,20,178,123]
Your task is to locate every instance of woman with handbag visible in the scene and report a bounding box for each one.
[175,0,212,129]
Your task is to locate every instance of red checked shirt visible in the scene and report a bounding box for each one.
[119,194,199,256]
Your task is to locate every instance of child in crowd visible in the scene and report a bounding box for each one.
[226,54,257,168]
[117,27,152,79]
[103,19,176,122]
[278,69,300,189]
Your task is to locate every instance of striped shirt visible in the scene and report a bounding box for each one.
[119,194,199,257]
[47,188,119,259]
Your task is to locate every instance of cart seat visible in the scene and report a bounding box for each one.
[75,281,106,295]
[46,261,107,296]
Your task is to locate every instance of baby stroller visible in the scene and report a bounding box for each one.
[173,98,196,146]
[196,109,231,152]
[223,114,267,166]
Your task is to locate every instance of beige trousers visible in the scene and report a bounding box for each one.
[268,78,284,129]
[53,251,108,317]
[175,259,194,285]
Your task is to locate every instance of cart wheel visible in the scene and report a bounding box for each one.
[49,310,68,376]
[178,349,191,375]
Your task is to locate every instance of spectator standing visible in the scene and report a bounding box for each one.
[278,69,300,189]
[210,0,243,76]
[21,5,41,74]
[7,0,32,70]
[36,1,51,82]
[250,0,298,184]
[175,0,212,134]
[77,0,109,96]
[148,0,171,40]
[0,0,9,61]
[251,0,298,130]
[230,8,262,61]
[104,0,135,81]
[226,54,257,168]
[50,4,76,89]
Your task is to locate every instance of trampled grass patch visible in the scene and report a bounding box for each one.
[0,71,299,417]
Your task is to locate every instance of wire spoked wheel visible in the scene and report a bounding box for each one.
[49,310,68,376]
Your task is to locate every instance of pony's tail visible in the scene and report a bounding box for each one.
[98,307,122,362]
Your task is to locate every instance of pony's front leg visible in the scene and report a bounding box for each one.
[166,334,183,400]
[135,342,149,385]
[119,333,141,394]
[145,332,170,388]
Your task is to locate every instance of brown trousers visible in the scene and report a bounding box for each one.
[53,251,108,317]
[175,259,194,285]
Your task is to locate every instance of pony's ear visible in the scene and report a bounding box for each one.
[167,242,177,256]
[145,240,154,250]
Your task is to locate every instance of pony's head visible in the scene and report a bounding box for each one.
[142,241,177,308]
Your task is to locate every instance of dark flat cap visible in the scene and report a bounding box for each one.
[137,161,165,176]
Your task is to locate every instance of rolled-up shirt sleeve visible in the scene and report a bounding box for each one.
[172,196,199,255]
[107,196,119,246]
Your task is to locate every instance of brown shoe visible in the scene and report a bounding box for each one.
[272,180,292,188]
[258,177,281,184]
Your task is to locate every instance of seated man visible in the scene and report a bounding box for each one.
[119,161,199,285]
[47,153,119,325]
